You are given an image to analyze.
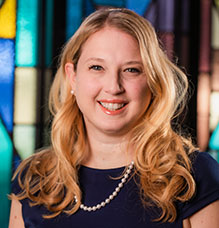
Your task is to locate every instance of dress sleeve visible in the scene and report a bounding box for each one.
[180,152,219,219]
[11,168,26,195]
[11,173,21,195]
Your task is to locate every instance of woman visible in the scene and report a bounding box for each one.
[9,8,219,228]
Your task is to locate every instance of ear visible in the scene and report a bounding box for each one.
[65,62,76,90]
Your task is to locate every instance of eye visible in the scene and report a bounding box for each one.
[89,65,103,71]
[124,68,141,73]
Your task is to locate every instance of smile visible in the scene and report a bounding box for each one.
[99,102,126,111]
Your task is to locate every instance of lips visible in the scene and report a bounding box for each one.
[98,100,128,115]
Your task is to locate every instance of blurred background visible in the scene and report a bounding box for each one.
[0,0,219,227]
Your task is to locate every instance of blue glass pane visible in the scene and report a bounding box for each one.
[94,0,124,7]
[45,0,53,67]
[15,0,39,67]
[126,0,151,16]
[144,0,157,26]
[0,117,13,228]
[84,0,96,17]
[157,0,175,32]
[66,0,82,40]
[0,38,14,132]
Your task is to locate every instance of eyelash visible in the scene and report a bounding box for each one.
[124,68,141,74]
[88,65,142,74]
[89,65,103,71]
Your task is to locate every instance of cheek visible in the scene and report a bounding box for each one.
[138,87,152,108]
[129,80,151,103]
[75,75,100,98]
[133,84,151,115]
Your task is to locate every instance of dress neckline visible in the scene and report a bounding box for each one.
[79,165,126,173]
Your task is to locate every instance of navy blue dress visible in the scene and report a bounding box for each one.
[12,152,219,228]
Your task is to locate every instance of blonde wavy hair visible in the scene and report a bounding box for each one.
[12,8,196,222]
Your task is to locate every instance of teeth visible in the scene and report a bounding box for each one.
[99,102,125,111]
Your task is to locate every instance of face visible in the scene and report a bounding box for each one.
[66,26,151,137]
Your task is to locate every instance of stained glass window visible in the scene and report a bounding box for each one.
[15,0,39,66]
[0,1,218,227]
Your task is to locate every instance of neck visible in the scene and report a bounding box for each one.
[82,129,133,169]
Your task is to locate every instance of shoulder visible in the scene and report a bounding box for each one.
[9,199,25,228]
[190,151,219,189]
[179,151,219,219]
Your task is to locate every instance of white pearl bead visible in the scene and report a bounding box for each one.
[105,198,110,204]
[118,183,123,188]
[112,191,117,197]
[121,177,126,183]
[124,174,128,178]
[101,202,105,207]
[115,187,120,192]
[109,195,114,200]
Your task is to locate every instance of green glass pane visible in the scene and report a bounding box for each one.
[15,0,40,66]
[215,0,219,8]
[13,125,36,160]
[208,151,219,163]
[0,118,13,228]
[209,122,219,151]
[0,0,5,8]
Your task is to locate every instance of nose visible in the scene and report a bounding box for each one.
[103,70,125,95]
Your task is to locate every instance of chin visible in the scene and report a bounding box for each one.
[100,125,130,136]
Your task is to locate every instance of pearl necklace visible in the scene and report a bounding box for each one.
[76,161,134,212]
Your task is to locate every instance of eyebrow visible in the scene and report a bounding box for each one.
[123,61,143,65]
[85,57,105,63]
[85,58,142,65]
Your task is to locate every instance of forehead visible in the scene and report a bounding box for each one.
[79,26,141,61]
[85,26,137,45]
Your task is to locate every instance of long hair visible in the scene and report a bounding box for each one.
[12,8,196,222]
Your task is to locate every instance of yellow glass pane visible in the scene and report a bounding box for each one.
[0,0,16,38]
[13,125,36,159]
[14,67,37,124]
[212,6,219,49]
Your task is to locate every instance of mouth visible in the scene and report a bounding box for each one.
[98,101,127,111]
[97,100,128,114]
